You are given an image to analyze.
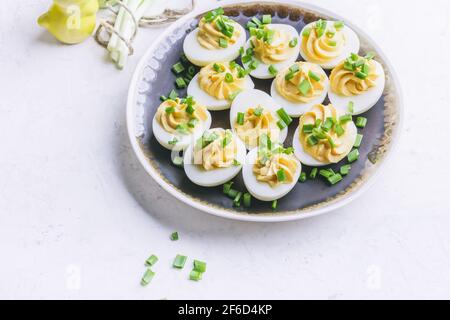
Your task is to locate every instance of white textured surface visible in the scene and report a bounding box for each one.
[0,0,449,300]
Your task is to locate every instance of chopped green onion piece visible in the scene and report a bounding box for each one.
[253,107,264,116]
[140,268,155,286]
[356,71,368,79]
[180,53,189,64]
[225,73,234,83]
[188,118,198,128]
[219,38,228,48]
[168,89,178,100]
[299,172,307,183]
[276,108,293,126]
[223,182,234,194]
[339,114,352,124]
[269,65,278,76]
[310,168,318,179]
[356,117,367,128]
[243,193,252,208]
[188,65,197,76]
[172,156,183,167]
[176,124,189,134]
[328,137,336,148]
[172,62,185,75]
[249,60,260,70]
[302,27,311,37]
[328,40,337,47]
[227,188,239,199]
[262,15,272,24]
[229,90,241,100]
[285,71,295,81]
[303,124,315,133]
[298,79,312,96]
[251,17,262,26]
[168,137,178,146]
[354,134,363,148]
[322,117,334,132]
[242,54,253,64]
[319,169,334,178]
[233,192,243,207]
[315,119,322,127]
[307,135,319,146]
[237,112,245,125]
[170,232,179,241]
[312,127,327,139]
[327,173,343,185]
[271,200,278,210]
[213,63,222,72]
[239,46,245,55]
[277,169,286,182]
[308,70,321,82]
[160,95,168,102]
[365,52,376,60]
[348,101,354,114]
[193,260,207,273]
[232,159,241,166]
[289,37,298,47]
[173,254,187,269]
[175,77,187,89]
[165,106,175,114]
[347,149,360,163]
[277,120,287,130]
[247,21,258,29]
[335,123,345,137]
[334,21,345,30]
[189,270,202,281]
[340,164,351,176]
[289,64,300,73]
[145,255,159,266]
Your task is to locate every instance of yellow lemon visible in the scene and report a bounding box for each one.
[38,0,99,44]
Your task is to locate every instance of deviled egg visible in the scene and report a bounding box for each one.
[152,96,212,151]
[299,20,360,69]
[243,140,301,202]
[241,23,300,79]
[187,61,255,111]
[183,128,247,187]
[230,89,288,150]
[271,61,329,117]
[183,8,247,67]
[293,104,357,167]
[328,53,385,115]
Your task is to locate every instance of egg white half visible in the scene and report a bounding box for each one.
[187,73,255,111]
[292,121,357,167]
[183,128,247,187]
[299,21,360,70]
[229,89,288,150]
[183,24,247,67]
[242,24,300,79]
[270,66,330,118]
[243,147,301,202]
[152,110,212,151]
[328,60,385,115]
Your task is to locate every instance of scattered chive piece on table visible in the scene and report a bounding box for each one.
[172,62,185,75]
[173,254,187,269]
[327,173,343,185]
[193,260,207,273]
[233,192,243,207]
[172,156,183,167]
[269,65,278,76]
[310,168,318,179]
[271,200,278,210]
[354,134,363,148]
[145,255,159,266]
[347,149,360,163]
[356,117,368,128]
[319,169,334,178]
[276,108,293,126]
[243,193,252,208]
[160,95,168,102]
[251,17,262,26]
[168,89,178,100]
[170,232,179,241]
[340,164,352,176]
[227,189,239,199]
[175,77,187,89]
[189,270,203,281]
[262,15,272,24]
[299,172,307,183]
[223,182,234,194]
[289,37,298,48]
[140,268,155,286]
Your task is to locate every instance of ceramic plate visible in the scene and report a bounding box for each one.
[127,0,403,222]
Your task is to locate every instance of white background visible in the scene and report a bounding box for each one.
[1,0,449,300]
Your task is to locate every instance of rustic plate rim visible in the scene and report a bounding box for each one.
[126,0,404,222]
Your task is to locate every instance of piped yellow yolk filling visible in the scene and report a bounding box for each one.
[235,107,280,149]
[330,59,378,96]
[155,98,208,134]
[301,21,346,63]
[253,153,298,187]
[198,62,246,100]
[252,27,295,64]
[197,16,241,50]
[275,62,326,103]
[299,104,355,164]
[193,130,237,171]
